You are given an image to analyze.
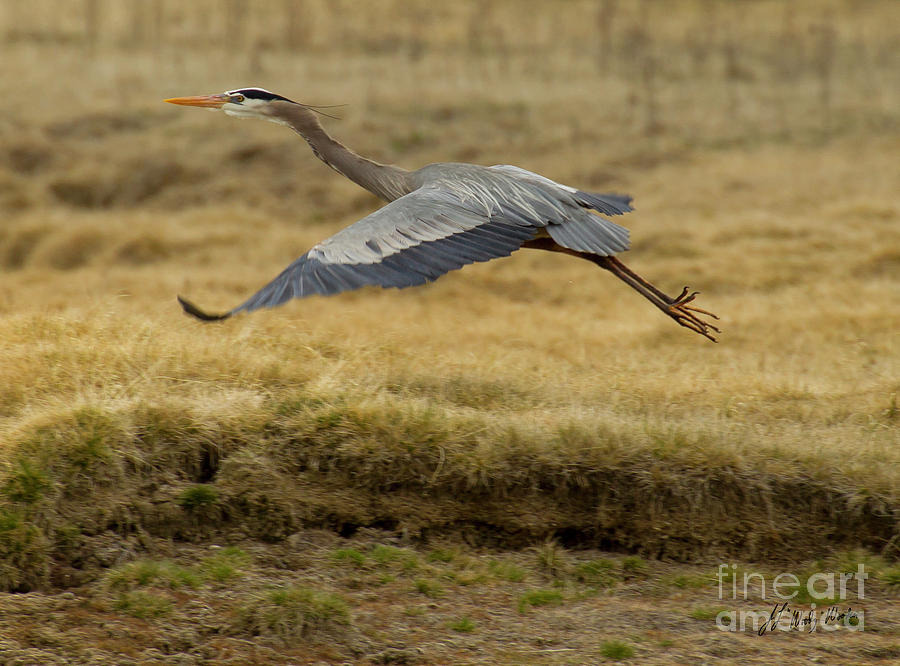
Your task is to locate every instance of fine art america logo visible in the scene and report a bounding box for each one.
[715,563,865,633]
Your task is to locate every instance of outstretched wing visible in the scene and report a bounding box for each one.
[179,183,540,320]
[179,166,633,321]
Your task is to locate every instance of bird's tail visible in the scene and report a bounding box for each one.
[546,190,633,256]
[573,190,634,216]
[547,213,630,256]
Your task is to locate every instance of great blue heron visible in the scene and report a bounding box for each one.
[165,88,719,341]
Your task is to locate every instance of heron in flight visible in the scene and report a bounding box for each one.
[165,88,719,341]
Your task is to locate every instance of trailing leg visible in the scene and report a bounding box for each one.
[524,238,720,342]
[596,255,719,342]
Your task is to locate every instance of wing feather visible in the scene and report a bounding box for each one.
[180,166,634,320]
[488,164,631,254]
[208,186,540,317]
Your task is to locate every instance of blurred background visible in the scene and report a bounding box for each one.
[1,0,896,222]
[0,0,897,438]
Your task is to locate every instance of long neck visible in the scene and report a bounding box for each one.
[271,101,412,202]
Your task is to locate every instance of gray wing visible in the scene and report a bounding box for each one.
[178,169,632,320]
[488,164,632,253]
[489,164,633,215]
[180,183,538,320]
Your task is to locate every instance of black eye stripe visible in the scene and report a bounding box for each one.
[227,88,294,103]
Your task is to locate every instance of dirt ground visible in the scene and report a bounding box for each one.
[1,532,899,665]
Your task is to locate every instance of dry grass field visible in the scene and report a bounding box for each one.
[1,0,899,663]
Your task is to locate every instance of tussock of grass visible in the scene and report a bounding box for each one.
[2,459,50,505]
[790,577,843,607]
[177,484,219,510]
[533,540,570,579]
[665,574,712,590]
[575,559,619,588]
[332,548,367,568]
[426,548,456,563]
[688,607,728,621]
[371,545,419,572]
[105,547,249,592]
[449,616,476,633]
[488,560,526,583]
[882,568,900,588]
[106,559,200,591]
[199,546,250,583]
[600,640,635,660]
[0,510,49,591]
[413,578,444,598]
[622,558,647,577]
[235,585,351,644]
[823,549,889,577]
[114,590,173,619]
[518,589,564,613]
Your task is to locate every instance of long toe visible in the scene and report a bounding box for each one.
[668,300,720,342]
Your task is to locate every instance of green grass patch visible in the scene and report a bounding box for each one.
[332,547,367,568]
[0,511,49,592]
[106,548,249,591]
[449,616,476,633]
[236,585,350,644]
[790,575,842,606]
[177,484,219,510]
[53,524,82,555]
[370,544,418,571]
[114,590,173,619]
[622,557,646,577]
[822,549,887,576]
[426,548,456,563]
[518,588,563,613]
[200,546,250,583]
[575,558,619,587]
[488,559,526,583]
[689,606,727,621]
[666,574,710,589]
[106,559,201,591]
[370,544,405,564]
[533,540,569,578]
[25,408,118,474]
[2,459,51,505]
[2,408,122,504]
[600,640,635,660]
[881,566,900,588]
[414,578,444,598]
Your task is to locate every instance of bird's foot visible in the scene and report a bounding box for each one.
[666,287,720,342]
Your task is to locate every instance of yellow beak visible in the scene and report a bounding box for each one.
[164,94,231,108]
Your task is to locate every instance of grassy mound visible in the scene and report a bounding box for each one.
[1,0,898,595]
[1,395,897,591]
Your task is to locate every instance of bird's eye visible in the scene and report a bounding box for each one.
[232,94,245,103]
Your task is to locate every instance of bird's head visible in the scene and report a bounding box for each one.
[165,87,299,124]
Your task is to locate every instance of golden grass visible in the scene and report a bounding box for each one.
[0,0,898,578]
